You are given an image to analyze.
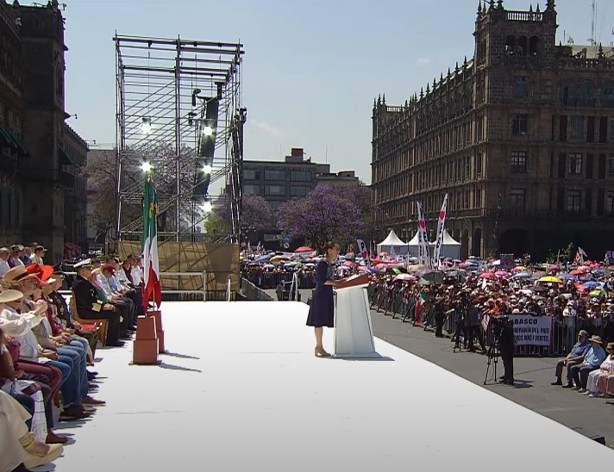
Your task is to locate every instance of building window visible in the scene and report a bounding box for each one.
[244,185,260,195]
[510,188,526,213]
[243,169,258,180]
[566,190,582,213]
[607,192,614,214]
[290,186,308,197]
[264,170,286,181]
[512,114,528,136]
[511,151,527,173]
[569,116,585,141]
[476,152,483,177]
[514,76,529,98]
[568,153,583,175]
[290,171,312,182]
[608,155,614,176]
[264,185,285,196]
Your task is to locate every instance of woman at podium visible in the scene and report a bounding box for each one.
[306,242,339,357]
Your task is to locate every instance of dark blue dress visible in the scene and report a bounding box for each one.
[306,260,335,328]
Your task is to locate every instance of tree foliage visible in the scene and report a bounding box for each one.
[277,185,365,251]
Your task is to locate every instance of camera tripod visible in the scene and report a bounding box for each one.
[483,340,500,385]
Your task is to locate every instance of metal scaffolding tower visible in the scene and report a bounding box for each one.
[114,34,245,244]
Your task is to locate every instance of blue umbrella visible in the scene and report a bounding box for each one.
[583,281,599,289]
[514,272,532,279]
[254,254,272,263]
[556,273,577,280]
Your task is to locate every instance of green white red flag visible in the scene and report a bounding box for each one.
[142,178,161,309]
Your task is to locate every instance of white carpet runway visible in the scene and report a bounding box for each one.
[51,301,613,471]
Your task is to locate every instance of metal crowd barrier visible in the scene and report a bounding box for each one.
[366,281,610,357]
[242,272,316,290]
[59,271,231,302]
[239,278,274,301]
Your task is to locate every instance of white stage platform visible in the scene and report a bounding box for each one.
[52,301,613,471]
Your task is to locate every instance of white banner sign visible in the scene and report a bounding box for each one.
[508,315,552,346]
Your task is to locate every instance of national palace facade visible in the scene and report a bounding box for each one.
[371,0,614,260]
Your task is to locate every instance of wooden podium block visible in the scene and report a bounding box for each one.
[133,316,159,365]
[147,310,165,353]
[135,316,157,340]
[133,339,159,365]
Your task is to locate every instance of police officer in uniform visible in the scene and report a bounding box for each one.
[71,259,124,347]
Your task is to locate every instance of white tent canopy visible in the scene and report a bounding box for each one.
[377,230,409,255]
[405,229,461,259]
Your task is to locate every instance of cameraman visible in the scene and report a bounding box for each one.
[495,316,515,385]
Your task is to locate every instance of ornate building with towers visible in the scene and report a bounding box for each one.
[372,0,614,260]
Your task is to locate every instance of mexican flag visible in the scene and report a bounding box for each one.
[415,290,428,324]
[142,178,161,309]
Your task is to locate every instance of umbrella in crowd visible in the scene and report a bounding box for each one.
[538,276,563,284]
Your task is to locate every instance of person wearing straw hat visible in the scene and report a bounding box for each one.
[570,335,606,392]
[586,342,614,397]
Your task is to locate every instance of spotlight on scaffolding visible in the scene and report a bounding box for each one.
[203,198,213,213]
[140,161,153,173]
[141,117,153,135]
[202,164,213,174]
[203,125,214,137]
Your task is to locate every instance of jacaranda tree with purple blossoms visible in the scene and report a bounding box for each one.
[277,185,365,251]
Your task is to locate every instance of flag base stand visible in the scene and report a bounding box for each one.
[147,310,165,353]
[132,316,160,365]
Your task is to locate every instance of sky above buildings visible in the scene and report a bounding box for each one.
[59,0,614,184]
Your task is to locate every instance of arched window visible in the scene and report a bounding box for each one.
[517,36,528,56]
[529,36,539,56]
[505,36,516,55]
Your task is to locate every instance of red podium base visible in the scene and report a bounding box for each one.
[147,310,165,353]
[132,316,159,365]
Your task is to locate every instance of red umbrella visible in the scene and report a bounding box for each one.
[479,272,496,279]
[570,268,587,275]
[294,246,314,253]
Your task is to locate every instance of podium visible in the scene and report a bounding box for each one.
[334,274,377,357]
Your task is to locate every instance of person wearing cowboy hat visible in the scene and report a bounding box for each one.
[570,335,607,392]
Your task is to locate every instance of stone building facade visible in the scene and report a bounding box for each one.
[372,0,614,260]
[0,0,87,262]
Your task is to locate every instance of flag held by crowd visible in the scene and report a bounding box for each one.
[432,193,448,266]
[142,178,162,309]
[416,202,430,268]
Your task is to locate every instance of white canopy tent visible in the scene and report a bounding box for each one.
[406,229,462,260]
[377,230,409,255]
[434,230,461,259]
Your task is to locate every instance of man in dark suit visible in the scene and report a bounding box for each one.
[71,259,123,347]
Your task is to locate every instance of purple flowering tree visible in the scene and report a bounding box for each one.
[277,185,364,251]
[241,194,275,230]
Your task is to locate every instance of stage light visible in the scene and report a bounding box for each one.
[202,164,212,174]
[203,125,214,137]
[203,200,213,212]
[140,161,153,173]
[141,117,152,135]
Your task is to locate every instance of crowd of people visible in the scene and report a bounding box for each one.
[0,250,146,472]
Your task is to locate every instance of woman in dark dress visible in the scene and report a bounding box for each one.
[306,242,339,357]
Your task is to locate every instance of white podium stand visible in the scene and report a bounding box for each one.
[334,284,378,358]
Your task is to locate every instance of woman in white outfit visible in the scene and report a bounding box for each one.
[586,342,614,398]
